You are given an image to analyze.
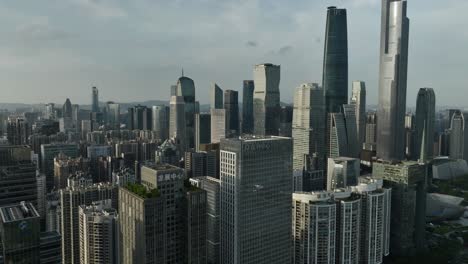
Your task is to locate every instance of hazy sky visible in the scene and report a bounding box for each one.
[1,0,466,106]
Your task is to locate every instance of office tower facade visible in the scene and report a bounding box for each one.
[242,80,255,134]
[405,113,416,159]
[210,83,223,109]
[176,76,197,149]
[450,111,468,161]
[63,98,73,119]
[79,200,119,264]
[210,108,227,143]
[414,88,436,162]
[323,6,348,114]
[220,136,292,264]
[129,105,152,131]
[92,87,99,113]
[279,105,293,137]
[327,157,359,191]
[329,112,349,158]
[140,164,186,264]
[0,202,41,264]
[364,113,377,151]
[119,185,166,264]
[185,188,207,264]
[373,161,426,255]
[292,83,326,183]
[351,81,367,149]
[41,143,79,191]
[190,176,221,264]
[7,117,31,145]
[40,231,62,264]
[0,162,37,207]
[45,103,56,120]
[343,104,360,158]
[152,105,170,141]
[253,63,281,136]
[377,0,410,161]
[224,90,240,136]
[106,102,120,129]
[60,176,118,264]
[195,113,211,151]
[169,96,186,149]
[293,192,337,264]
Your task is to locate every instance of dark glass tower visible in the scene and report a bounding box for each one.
[224,90,239,136]
[177,76,196,148]
[414,88,435,162]
[377,0,410,161]
[91,87,99,113]
[242,80,254,134]
[322,6,348,114]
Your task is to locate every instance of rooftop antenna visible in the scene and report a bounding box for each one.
[181,68,184,77]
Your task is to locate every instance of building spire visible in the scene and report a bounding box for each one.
[181,68,184,77]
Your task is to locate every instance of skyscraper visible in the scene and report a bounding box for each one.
[210,83,223,109]
[195,113,211,151]
[242,80,255,134]
[106,102,120,129]
[152,105,170,141]
[343,104,360,158]
[364,113,377,151]
[414,88,436,162]
[292,83,326,172]
[41,143,79,191]
[220,136,292,264]
[323,6,348,114]
[91,87,99,113]
[329,112,349,158]
[449,111,468,161]
[326,157,359,191]
[210,108,226,143]
[351,81,366,149]
[7,117,31,145]
[169,96,186,149]
[63,98,73,119]
[224,90,239,136]
[377,0,410,161]
[176,76,197,149]
[253,63,281,136]
[129,105,152,130]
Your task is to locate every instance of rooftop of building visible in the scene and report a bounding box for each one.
[226,135,291,142]
[0,202,39,223]
[142,162,181,172]
[124,183,160,199]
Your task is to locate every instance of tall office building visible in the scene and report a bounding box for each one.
[176,76,197,149]
[63,98,73,119]
[210,108,227,143]
[279,105,293,137]
[79,200,119,264]
[343,104,360,158]
[220,136,292,264]
[405,113,416,159]
[54,154,90,190]
[169,96,186,150]
[190,176,221,264]
[414,88,436,162]
[0,162,37,208]
[364,113,377,151]
[7,117,31,145]
[253,63,281,136]
[195,113,211,151]
[128,105,152,130]
[329,112,349,158]
[327,157,359,191]
[351,81,367,149]
[45,103,56,120]
[373,161,426,255]
[449,111,468,161]
[60,176,118,264]
[119,184,166,264]
[106,102,120,129]
[242,80,255,134]
[224,90,240,136]
[185,188,207,264]
[0,202,41,264]
[152,105,170,141]
[292,83,326,176]
[92,87,99,113]
[377,0,410,161]
[323,6,348,114]
[211,83,223,109]
[140,163,186,264]
[41,143,79,191]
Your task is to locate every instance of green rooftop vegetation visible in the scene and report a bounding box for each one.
[125,183,160,199]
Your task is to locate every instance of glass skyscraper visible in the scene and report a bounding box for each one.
[242,80,254,134]
[322,6,348,114]
[377,0,410,161]
[414,88,436,162]
[253,64,281,136]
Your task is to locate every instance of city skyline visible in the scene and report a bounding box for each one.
[1,0,466,106]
